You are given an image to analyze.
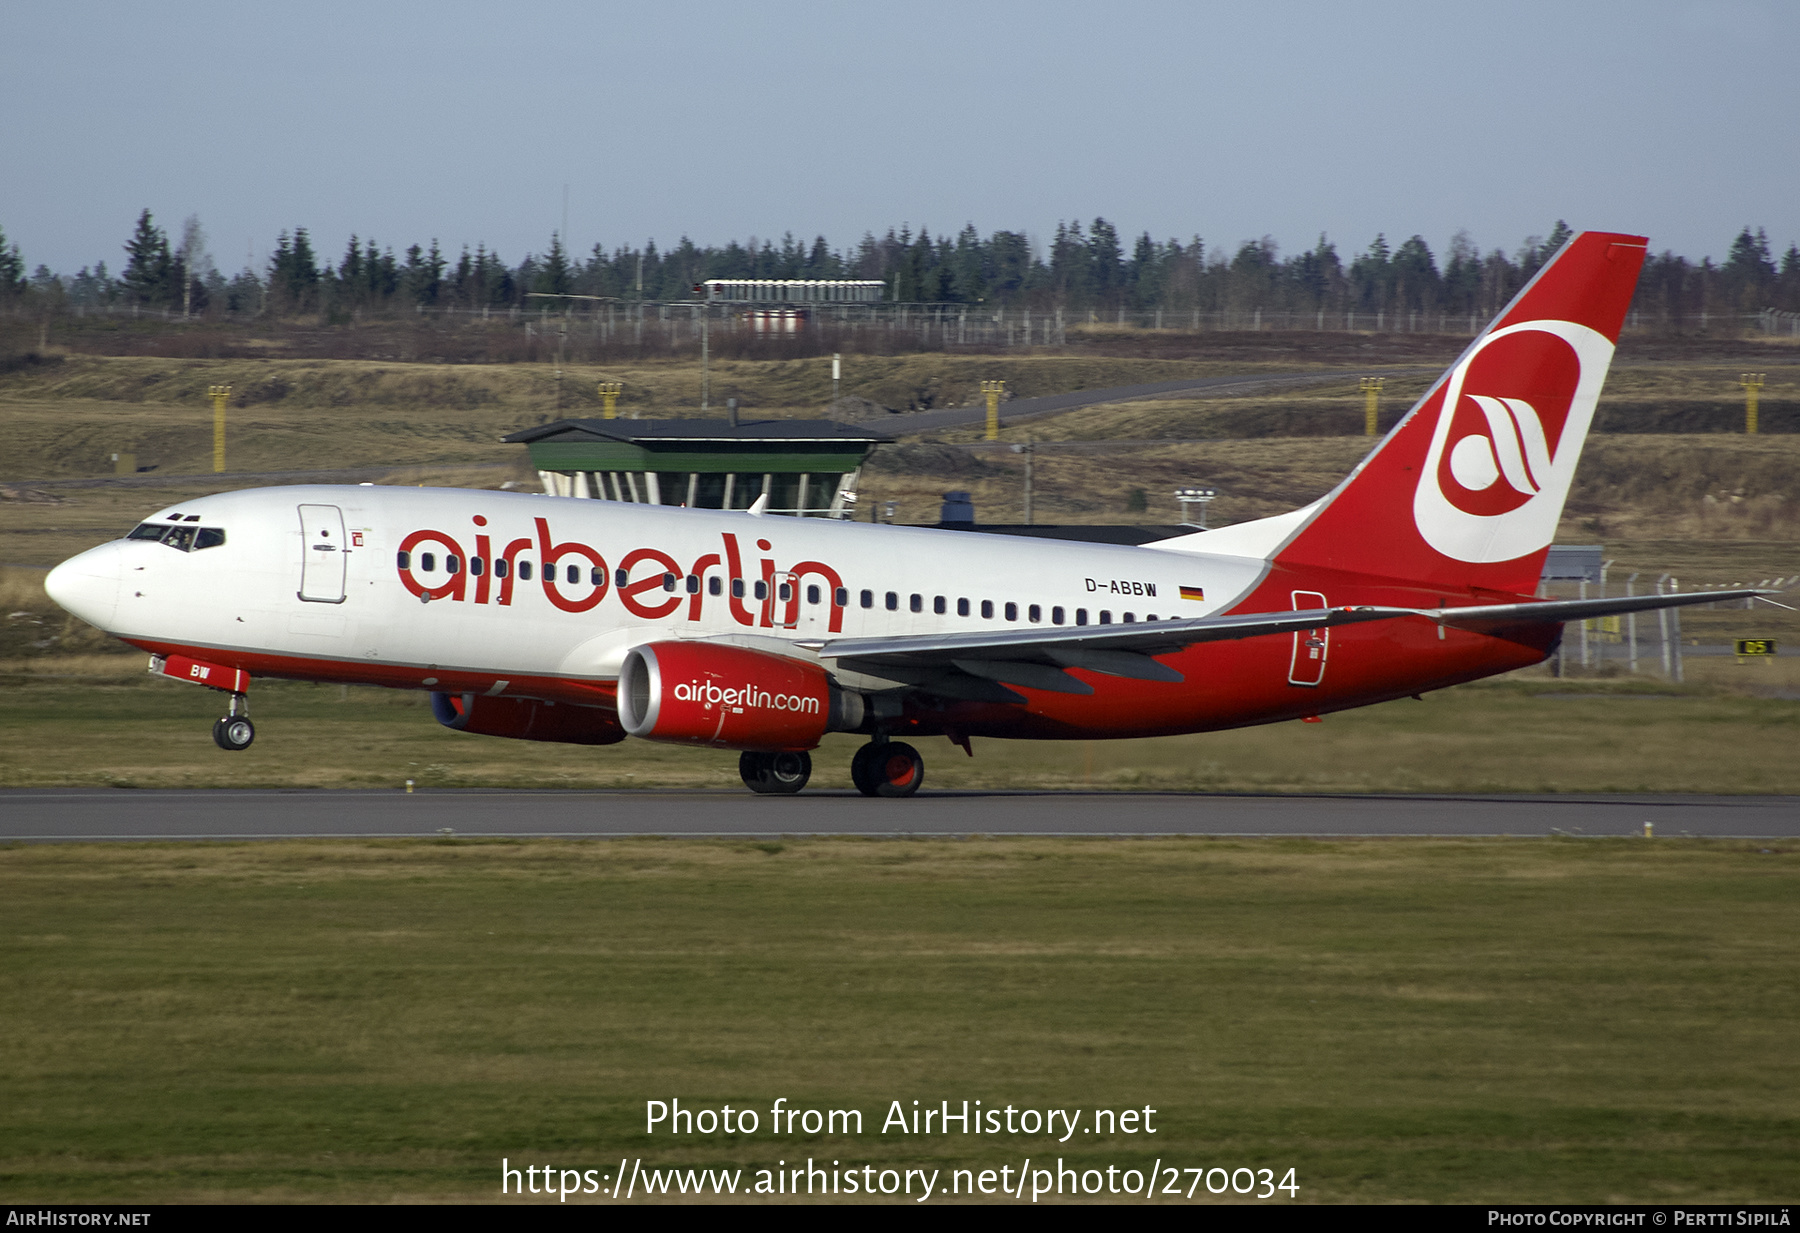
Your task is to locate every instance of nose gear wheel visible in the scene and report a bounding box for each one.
[212,716,255,751]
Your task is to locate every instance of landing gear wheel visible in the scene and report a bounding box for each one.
[740,750,811,795]
[850,743,879,796]
[855,741,923,798]
[212,716,255,751]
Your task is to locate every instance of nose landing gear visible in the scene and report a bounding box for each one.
[851,740,924,798]
[740,750,811,794]
[212,693,254,751]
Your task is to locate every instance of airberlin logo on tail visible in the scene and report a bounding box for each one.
[1413,319,1614,564]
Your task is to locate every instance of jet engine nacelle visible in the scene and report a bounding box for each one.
[617,641,864,751]
[431,692,626,745]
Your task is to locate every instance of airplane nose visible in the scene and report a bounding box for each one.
[45,542,123,629]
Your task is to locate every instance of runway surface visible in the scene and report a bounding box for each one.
[853,370,1385,436]
[2,789,1795,841]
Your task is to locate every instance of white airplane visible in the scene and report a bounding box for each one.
[45,232,1765,796]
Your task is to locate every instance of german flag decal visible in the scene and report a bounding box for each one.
[1179,585,1205,602]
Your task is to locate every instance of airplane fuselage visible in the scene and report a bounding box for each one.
[50,483,1551,745]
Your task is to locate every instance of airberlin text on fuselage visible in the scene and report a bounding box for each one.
[394,515,846,632]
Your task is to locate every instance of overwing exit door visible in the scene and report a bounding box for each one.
[1288,590,1328,686]
[298,504,348,603]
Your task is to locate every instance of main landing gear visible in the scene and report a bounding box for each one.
[740,750,811,794]
[850,740,924,798]
[736,740,926,797]
[212,692,254,751]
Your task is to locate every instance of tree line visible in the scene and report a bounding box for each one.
[3,211,1798,327]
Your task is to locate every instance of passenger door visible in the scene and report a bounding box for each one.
[298,504,348,603]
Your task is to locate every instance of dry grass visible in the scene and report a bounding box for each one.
[2,671,1796,794]
[2,836,1796,1202]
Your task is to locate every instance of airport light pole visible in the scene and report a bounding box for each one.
[1360,376,1385,436]
[208,385,231,473]
[832,353,841,407]
[1740,372,1764,435]
[698,283,711,412]
[1011,440,1035,524]
[982,380,1005,441]
[1176,486,1217,529]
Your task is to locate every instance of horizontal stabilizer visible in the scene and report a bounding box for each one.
[1430,588,1774,631]
[811,589,1775,681]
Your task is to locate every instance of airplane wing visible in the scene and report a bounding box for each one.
[804,589,1772,700]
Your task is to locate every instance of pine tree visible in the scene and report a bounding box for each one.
[0,224,24,298]
[1087,218,1123,306]
[122,209,173,305]
[535,233,572,296]
[1392,235,1441,312]
[1543,220,1573,258]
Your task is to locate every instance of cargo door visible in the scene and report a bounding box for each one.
[298,504,348,603]
[1288,590,1328,686]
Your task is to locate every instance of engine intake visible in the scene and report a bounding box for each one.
[618,641,863,751]
[431,692,625,745]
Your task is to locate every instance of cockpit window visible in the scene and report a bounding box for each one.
[126,523,226,552]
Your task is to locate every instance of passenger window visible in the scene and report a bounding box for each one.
[1051,606,1064,625]
[1029,604,1041,623]
[396,550,411,569]
[886,591,899,611]
[494,558,509,579]
[807,584,821,605]
[446,556,461,574]
[732,578,745,598]
[567,564,580,585]
[1004,602,1017,622]
[1123,612,1135,622]
[1076,609,1089,626]
[778,582,793,602]
[1098,611,1111,625]
[754,580,768,601]
[470,557,485,576]
[686,575,700,594]
[616,568,629,588]
[956,598,970,617]
[518,561,533,581]
[981,600,993,619]
[709,576,722,596]
[1145,613,1157,621]
[590,567,604,585]
[933,596,946,615]
[195,528,226,550]
[420,553,436,572]
[860,589,874,609]
[909,594,922,613]
[661,573,677,592]
[834,587,848,607]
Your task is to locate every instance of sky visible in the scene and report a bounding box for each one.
[3,0,1796,278]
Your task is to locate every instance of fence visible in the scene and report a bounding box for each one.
[10,299,1799,350]
[1543,572,1798,681]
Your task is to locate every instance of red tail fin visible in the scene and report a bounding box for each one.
[1272,231,1647,595]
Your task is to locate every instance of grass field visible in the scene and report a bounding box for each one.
[1,836,1795,1203]
[2,660,1797,794]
